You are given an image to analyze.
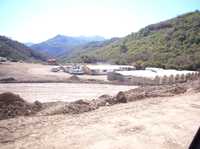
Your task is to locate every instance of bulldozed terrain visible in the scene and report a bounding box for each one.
[0,80,200,149]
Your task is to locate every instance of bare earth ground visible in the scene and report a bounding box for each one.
[0,62,108,82]
[0,91,199,149]
[0,83,136,102]
[1,62,200,148]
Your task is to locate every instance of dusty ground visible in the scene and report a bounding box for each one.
[1,62,199,148]
[0,62,108,82]
[0,83,136,102]
[0,91,199,149]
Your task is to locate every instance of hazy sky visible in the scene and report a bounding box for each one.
[0,0,199,43]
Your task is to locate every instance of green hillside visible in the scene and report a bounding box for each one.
[0,36,46,62]
[64,11,200,70]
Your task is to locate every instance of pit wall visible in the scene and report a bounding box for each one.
[107,72,200,85]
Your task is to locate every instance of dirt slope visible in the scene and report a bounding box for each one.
[0,92,200,149]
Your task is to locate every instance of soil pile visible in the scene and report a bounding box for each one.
[38,100,96,115]
[38,84,189,116]
[116,91,128,103]
[38,96,117,116]
[93,94,116,106]
[0,92,43,120]
[65,100,97,114]
[0,77,16,82]
[185,79,200,92]
[68,75,80,81]
[0,82,191,119]
[124,85,187,102]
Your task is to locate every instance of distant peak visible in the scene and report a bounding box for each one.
[54,34,65,38]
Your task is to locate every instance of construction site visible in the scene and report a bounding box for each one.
[0,62,200,148]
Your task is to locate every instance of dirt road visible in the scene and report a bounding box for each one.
[0,91,199,149]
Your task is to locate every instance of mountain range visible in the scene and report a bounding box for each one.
[30,35,105,57]
[0,11,199,70]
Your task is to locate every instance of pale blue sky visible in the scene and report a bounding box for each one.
[0,0,199,43]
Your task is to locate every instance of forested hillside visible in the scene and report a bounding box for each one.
[0,36,45,61]
[64,11,200,70]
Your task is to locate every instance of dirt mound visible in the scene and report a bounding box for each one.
[0,77,16,82]
[39,100,98,115]
[0,92,43,120]
[93,94,115,106]
[40,94,131,116]
[65,101,97,114]
[165,85,187,94]
[17,82,192,117]
[39,85,188,116]
[66,99,97,114]
[123,85,187,102]
[116,91,128,103]
[39,96,119,116]
[185,79,200,92]
[69,75,80,81]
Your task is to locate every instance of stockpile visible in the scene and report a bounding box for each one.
[0,92,42,120]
